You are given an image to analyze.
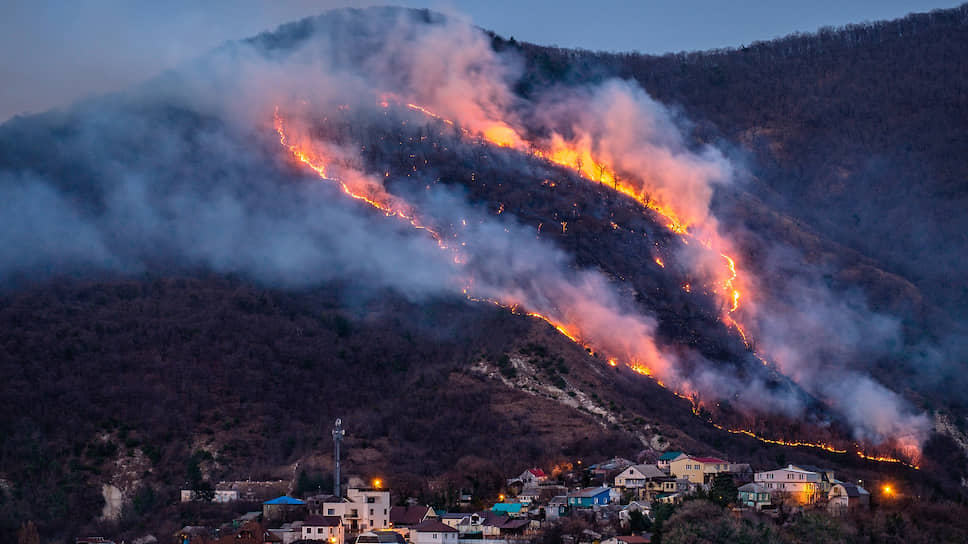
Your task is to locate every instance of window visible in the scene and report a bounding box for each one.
[367,497,376,503]
[318,528,324,534]
[370,508,374,516]
[327,508,335,515]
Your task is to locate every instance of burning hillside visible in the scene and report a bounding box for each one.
[0,6,943,476]
[270,96,921,468]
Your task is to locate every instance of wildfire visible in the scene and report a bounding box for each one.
[274,103,920,469]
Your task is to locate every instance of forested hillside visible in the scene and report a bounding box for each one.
[513,5,968,321]
[1,4,967,543]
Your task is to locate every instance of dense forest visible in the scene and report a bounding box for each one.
[1,4,967,543]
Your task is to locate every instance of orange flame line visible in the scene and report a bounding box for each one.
[275,104,919,468]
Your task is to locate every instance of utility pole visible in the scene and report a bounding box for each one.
[333,418,345,497]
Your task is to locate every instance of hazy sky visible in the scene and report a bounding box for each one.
[0,0,961,121]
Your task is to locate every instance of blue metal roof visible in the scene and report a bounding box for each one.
[491,503,523,513]
[658,451,683,461]
[264,495,306,505]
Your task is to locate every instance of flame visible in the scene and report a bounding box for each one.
[275,103,919,468]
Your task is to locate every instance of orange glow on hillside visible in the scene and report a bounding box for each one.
[274,104,920,469]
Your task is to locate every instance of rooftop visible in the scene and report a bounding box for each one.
[304,515,341,527]
[263,495,306,505]
[412,520,458,533]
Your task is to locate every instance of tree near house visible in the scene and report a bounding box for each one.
[709,473,738,508]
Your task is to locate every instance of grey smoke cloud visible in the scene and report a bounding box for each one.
[0,6,933,451]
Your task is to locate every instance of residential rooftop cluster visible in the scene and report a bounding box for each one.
[81,449,877,544]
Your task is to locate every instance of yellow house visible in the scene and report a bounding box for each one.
[668,456,729,485]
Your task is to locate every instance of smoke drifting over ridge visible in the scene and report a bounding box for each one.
[0,7,931,453]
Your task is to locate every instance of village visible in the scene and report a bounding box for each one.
[78,443,879,544]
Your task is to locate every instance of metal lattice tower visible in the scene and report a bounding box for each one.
[332,418,345,497]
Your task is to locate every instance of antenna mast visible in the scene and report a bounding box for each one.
[333,418,345,497]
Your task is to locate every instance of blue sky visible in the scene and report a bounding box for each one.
[0,0,961,121]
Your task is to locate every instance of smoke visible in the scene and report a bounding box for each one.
[533,79,733,231]
[0,6,933,451]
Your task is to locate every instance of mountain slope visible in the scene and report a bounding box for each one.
[0,5,966,541]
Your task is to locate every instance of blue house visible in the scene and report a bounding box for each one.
[491,502,524,516]
[263,495,307,522]
[566,487,611,507]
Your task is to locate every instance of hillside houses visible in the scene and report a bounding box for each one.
[164,452,874,544]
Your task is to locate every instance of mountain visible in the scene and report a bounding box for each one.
[0,5,966,541]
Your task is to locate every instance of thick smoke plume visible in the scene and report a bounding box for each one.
[0,7,931,452]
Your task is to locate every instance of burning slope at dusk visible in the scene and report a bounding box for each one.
[0,6,943,469]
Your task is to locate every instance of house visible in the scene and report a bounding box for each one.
[545,495,568,520]
[668,456,729,485]
[754,466,822,505]
[388,504,435,537]
[203,480,289,503]
[437,513,469,530]
[567,486,611,508]
[491,502,525,517]
[589,458,634,480]
[263,496,307,523]
[267,522,303,544]
[618,501,651,526]
[409,520,458,544]
[653,492,683,505]
[518,467,548,485]
[216,521,270,544]
[313,487,391,533]
[518,485,541,505]
[656,452,685,472]
[790,465,837,493]
[485,516,533,538]
[347,487,391,532]
[354,530,406,543]
[301,515,343,542]
[614,464,667,489]
[827,483,870,514]
[737,483,772,510]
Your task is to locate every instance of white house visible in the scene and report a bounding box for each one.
[754,465,822,505]
[827,483,870,514]
[409,520,458,544]
[301,515,343,542]
[518,468,548,485]
[316,487,391,533]
[614,464,668,489]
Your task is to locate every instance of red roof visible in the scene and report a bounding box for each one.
[528,468,547,478]
[689,457,727,464]
[412,520,458,533]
